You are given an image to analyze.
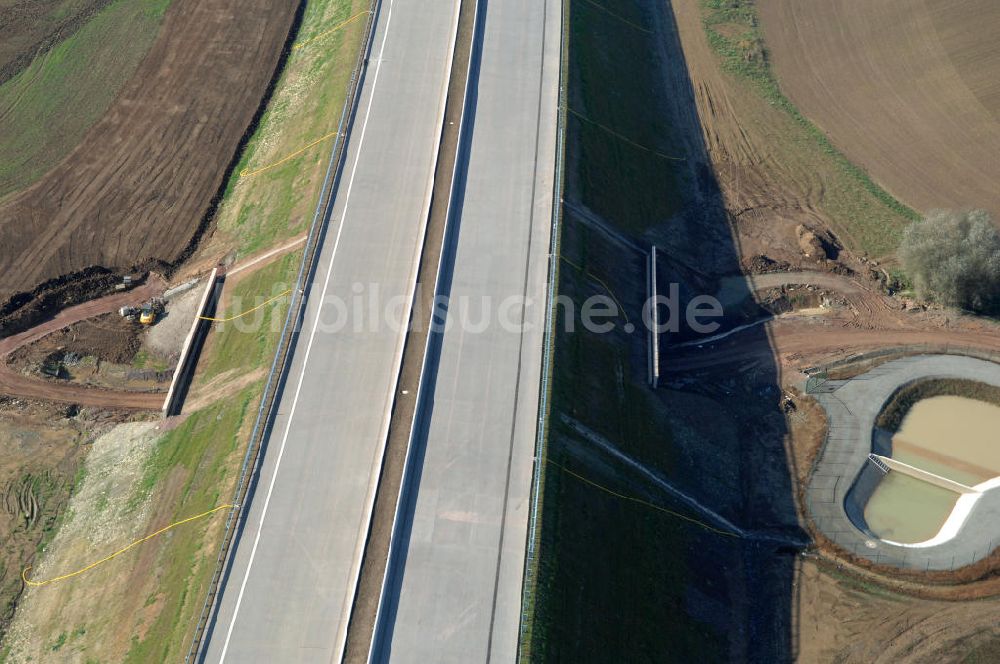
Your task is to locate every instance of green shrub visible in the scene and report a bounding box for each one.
[898,210,1000,314]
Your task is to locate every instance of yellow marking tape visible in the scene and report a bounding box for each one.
[579,0,652,34]
[200,289,293,322]
[239,131,341,179]
[292,10,371,51]
[548,459,740,538]
[238,10,370,179]
[567,107,685,161]
[560,255,631,325]
[22,504,234,588]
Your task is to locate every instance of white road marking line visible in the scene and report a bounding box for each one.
[216,3,396,661]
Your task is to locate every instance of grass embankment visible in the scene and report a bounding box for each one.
[570,0,684,235]
[699,0,918,256]
[200,253,299,380]
[213,4,368,257]
[0,0,368,659]
[528,0,730,659]
[0,0,171,199]
[121,390,253,663]
[532,314,727,660]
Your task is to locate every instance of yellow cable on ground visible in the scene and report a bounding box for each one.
[579,0,652,33]
[559,255,631,325]
[200,289,292,322]
[292,9,371,50]
[239,131,341,179]
[22,504,234,588]
[548,459,741,538]
[567,107,685,162]
[239,10,371,179]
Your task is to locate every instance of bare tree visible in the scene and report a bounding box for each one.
[898,209,1000,314]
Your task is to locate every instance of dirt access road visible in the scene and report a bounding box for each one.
[758,0,1000,219]
[671,313,1000,374]
[0,236,306,410]
[0,0,297,303]
[0,277,167,410]
[670,268,1000,374]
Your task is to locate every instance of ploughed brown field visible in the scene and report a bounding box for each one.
[0,0,297,302]
[758,0,1000,219]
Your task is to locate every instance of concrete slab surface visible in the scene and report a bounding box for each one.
[372,0,561,661]
[201,0,461,661]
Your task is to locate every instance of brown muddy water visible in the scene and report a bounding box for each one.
[864,396,1000,543]
[893,395,1000,486]
[864,471,959,543]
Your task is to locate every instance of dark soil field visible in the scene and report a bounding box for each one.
[0,0,298,306]
[0,0,111,84]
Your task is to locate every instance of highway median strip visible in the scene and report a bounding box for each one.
[343,0,475,658]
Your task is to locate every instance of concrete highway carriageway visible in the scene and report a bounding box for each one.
[199,0,560,662]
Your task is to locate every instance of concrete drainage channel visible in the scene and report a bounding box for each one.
[340,0,481,660]
[183,2,383,659]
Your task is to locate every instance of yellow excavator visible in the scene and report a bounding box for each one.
[137,299,164,325]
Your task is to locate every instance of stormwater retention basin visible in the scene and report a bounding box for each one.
[850,388,1000,547]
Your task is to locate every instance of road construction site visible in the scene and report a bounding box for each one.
[2,0,1000,661]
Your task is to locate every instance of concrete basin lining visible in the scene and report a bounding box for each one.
[806,354,1000,570]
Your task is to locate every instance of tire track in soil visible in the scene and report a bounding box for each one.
[0,0,300,302]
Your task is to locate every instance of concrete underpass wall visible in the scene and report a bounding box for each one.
[843,461,883,537]
[161,267,221,417]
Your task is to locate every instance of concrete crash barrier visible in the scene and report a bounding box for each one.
[162,267,222,417]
